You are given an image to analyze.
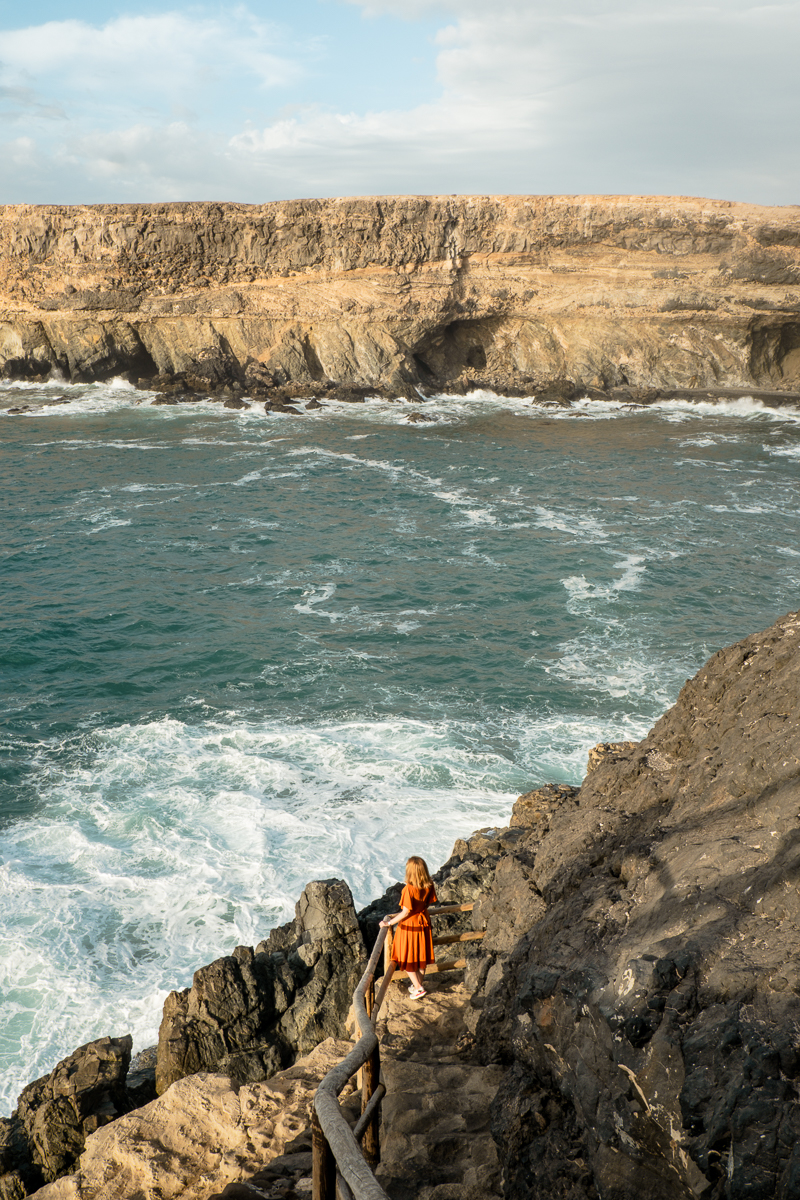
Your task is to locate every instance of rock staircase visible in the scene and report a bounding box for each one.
[374,973,504,1200]
[208,970,503,1200]
[28,972,502,1200]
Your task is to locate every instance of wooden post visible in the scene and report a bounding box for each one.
[383,926,393,977]
[361,1039,381,1169]
[311,1104,336,1200]
[362,962,381,1168]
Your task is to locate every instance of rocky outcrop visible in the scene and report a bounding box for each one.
[156,878,366,1095]
[2,196,800,397]
[468,608,800,1199]
[2,880,365,1199]
[0,1035,132,1198]
[30,1039,357,1200]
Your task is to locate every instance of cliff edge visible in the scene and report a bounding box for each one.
[2,195,800,396]
[470,608,800,1199]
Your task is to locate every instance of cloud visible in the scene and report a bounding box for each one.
[0,83,66,124]
[1,0,799,205]
[0,9,309,135]
[226,0,800,202]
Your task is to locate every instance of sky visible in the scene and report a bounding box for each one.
[0,0,798,206]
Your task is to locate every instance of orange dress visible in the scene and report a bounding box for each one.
[391,883,437,972]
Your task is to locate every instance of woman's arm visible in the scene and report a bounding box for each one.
[379,907,410,928]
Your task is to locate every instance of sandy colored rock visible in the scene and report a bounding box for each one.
[1,196,799,393]
[29,1039,355,1200]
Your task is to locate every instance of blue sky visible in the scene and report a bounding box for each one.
[1,0,798,205]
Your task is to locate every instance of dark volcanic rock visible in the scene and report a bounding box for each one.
[1,1034,133,1191]
[0,1116,42,1199]
[469,609,800,1200]
[156,878,366,1095]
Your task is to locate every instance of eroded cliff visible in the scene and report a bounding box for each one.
[2,195,800,396]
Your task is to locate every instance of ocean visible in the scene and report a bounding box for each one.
[1,382,799,1113]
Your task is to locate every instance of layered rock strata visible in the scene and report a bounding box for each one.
[2,196,800,397]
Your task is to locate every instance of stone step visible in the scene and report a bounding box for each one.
[372,975,504,1200]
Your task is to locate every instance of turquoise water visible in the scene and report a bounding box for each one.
[1,382,799,1111]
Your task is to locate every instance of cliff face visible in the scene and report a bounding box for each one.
[470,610,800,1199]
[2,195,800,395]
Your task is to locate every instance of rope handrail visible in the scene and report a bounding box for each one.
[312,901,482,1200]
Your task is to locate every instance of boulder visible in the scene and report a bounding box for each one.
[28,1040,356,1200]
[0,1035,133,1193]
[156,879,366,1095]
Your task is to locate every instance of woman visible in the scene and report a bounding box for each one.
[379,856,437,999]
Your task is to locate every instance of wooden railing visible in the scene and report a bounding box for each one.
[312,903,482,1200]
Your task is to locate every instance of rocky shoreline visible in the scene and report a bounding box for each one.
[1,608,799,1199]
[2,196,800,401]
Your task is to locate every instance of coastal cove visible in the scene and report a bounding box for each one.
[2,382,800,1128]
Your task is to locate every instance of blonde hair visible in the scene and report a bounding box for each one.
[405,856,433,889]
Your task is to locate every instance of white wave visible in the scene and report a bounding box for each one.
[536,635,676,706]
[764,443,800,458]
[534,505,609,542]
[1,379,150,417]
[288,445,435,486]
[657,395,800,421]
[87,518,132,534]
[705,503,775,515]
[561,554,647,610]
[31,438,169,451]
[5,381,799,430]
[678,435,743,448]
[118,482,190,493]
[289,447,507,529]
[293,583,344,621]
[459,543,504,568]
[462,508,498,526]
[613,553,647,592]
